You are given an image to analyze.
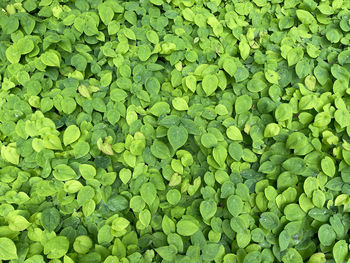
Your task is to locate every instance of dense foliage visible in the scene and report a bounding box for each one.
[1,0,350,262]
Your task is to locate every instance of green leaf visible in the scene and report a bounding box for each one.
[338,50,350,65]
[44,236,69,259]
[146,30,159,44]
[98,3,114,25]
[185,75,197,92]
[8,214,30,231]
[326,29,341,43]
[287,47,304,66]
[167,126,188,150]
[1,144,19,165]
[228,142,243,161]
[6,45,21,64]
[77,186,95,206]
[282,157,305,173]
[40,51,60,67]
[162,215,175,235]
[314,112,331,127]
[321,156,335,177]
[227,195,243,217]
[98,225,113,244]
[275,103,292,122]
[284,204,306,221]
[71,54,87,71]
[295,59,312,78]
[239,40,250,60]
[213,145,227,167]
[0,237,17,260]
[41,207,60,232]
[335,109,350,128]
[296,10,317,25]
[279,230,290,251]
[201,133,218,148]
[235,95,252,114]
[73,235,93,254]
[73,141,90,158]
[140,182,157,206]
[265,69,280,84]
[167,189,181,205]
[223,57,237,77]
[203,243,221,261]
[312,189,325,208]
[264,123,280,137]
[172,97,188,111]
[307,253,326,263]
[281,248,303,263]
[17,38,34,54]
[314,65,329,85]
[318,224,336,246]
[177,219,198,236]
[202,74,219,96]
[234,66,249,82]
[53,164,77,181]
[63,125,81,146]
[138,45,152,62]
[151,140,171,159]
[226,125,243,141]
[259,212,280,230]
[119,168,132,184]
[200,200,217,220]
[155,246,177,261]
[149,102,171,117]
[110,89,128,102]
[333,240,348,263]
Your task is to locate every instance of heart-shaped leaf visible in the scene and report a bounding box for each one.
[167,125,188,150]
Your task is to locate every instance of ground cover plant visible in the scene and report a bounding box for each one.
[0,0,350,262]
